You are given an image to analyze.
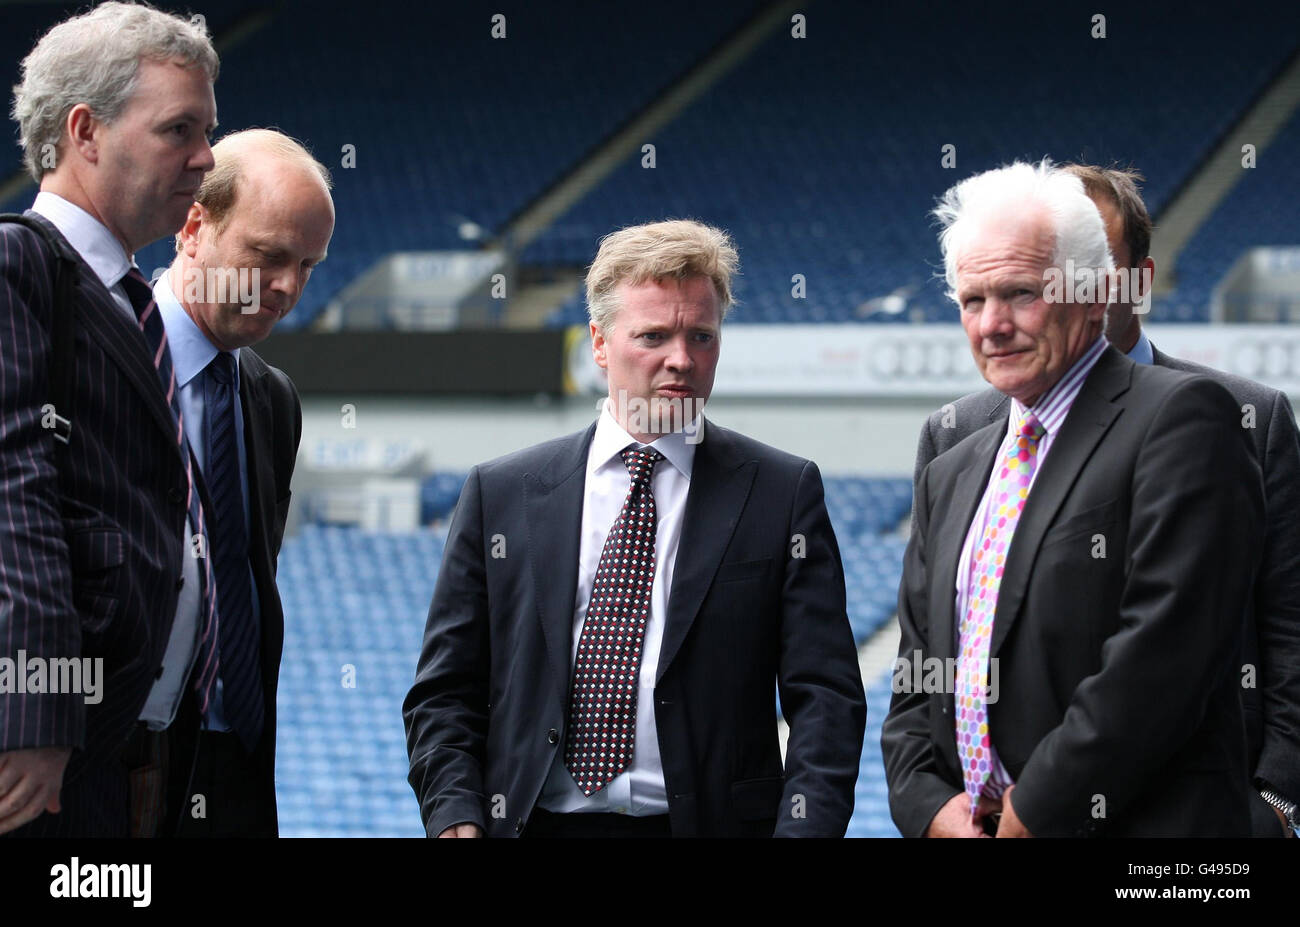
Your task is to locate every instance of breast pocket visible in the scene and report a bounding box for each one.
[1039,498,1121,555]
[1035,497,1124,655]
[714,557,772,584]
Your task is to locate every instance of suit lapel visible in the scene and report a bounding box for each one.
[238,354,276,551]
[525,423,596,703]
[24,213,182,449]
[934,423,1004,664]
[990,349,1130,657]
[238,355,282,700]
[657,421,757,683]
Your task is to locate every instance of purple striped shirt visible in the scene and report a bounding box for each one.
[953,335,1108,795]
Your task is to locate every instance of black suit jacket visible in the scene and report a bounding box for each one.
[884,347,1264,836]
[911,342,1300,834]
[403,418,866,837]
[230,347,301,835]
[0,213,192,836]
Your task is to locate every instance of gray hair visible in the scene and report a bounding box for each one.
[585,219,739,332]
[12,1,219,181]
[934,158,1113,306]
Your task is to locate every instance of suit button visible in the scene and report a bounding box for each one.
[547,728,559,744]
[155,665,164,680]
[175,576,185,591]
[515,818,523,834]
[168,487,185,504]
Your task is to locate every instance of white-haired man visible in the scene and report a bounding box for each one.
[404,219,865,838]
[882,161,1264,837]
[0,2,218,837]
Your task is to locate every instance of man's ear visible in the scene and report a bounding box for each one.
[590,320,608,370]
[1135,257,1156,300]
[179,203,206,258]
[64,104,99,166]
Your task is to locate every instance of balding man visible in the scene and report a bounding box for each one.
[882,160,1263,837]
[153,129,335,835]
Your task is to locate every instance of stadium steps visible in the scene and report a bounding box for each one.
[1149,46,1300,303]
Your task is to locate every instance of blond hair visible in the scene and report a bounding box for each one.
[585,219,739,331]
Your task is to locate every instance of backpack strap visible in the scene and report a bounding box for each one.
[0,212,78,447]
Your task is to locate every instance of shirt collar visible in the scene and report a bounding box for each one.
[154,271,240,391]
[589,398,697,479]
[1008,335,1107,439]
[1125,329,1154,366]
[31,191,132,291]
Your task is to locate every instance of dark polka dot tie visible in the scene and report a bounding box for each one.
[564,446,664,795]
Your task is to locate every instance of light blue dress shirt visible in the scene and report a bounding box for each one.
[154,272,261,733]
[1126,329,1154,366]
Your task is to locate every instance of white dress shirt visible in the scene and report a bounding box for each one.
[536,399,698,815]
[30,192,202,730]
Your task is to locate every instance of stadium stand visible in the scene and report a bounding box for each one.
[532,1,1300,326]
[1160,104,1300,321]
[129,0,763,327]
[4,2,1293,326]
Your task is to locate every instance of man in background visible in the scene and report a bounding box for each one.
[155,128,334,835]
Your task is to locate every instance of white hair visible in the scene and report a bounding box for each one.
[11,1,218,181]
[933,158,1113,305]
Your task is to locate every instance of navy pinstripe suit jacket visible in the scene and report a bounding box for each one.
[1,211,194,836]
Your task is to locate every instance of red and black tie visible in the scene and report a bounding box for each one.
[564,446,663,795]
[120,268,219,714]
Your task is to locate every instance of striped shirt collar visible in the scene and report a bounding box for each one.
[1008,336,1107,436]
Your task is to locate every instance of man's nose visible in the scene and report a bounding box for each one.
[665,336,694,371]
[978,297,1014,339]
[192,136,215,173]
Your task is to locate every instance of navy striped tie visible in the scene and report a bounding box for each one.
[204,352,263,752]
[120,268,220,713]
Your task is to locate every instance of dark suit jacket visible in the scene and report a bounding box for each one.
[911,342,1300,834]
[230,347,301,835]
[884,347,1264,836]
[403,418,866,837]
[0,212,191,837]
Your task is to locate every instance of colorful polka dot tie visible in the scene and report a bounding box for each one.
[955,411,1045,815]
[564,447,664,795]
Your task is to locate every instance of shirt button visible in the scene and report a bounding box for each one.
[547,728,559,744]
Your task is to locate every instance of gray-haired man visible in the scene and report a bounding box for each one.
[0,2,219,837]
